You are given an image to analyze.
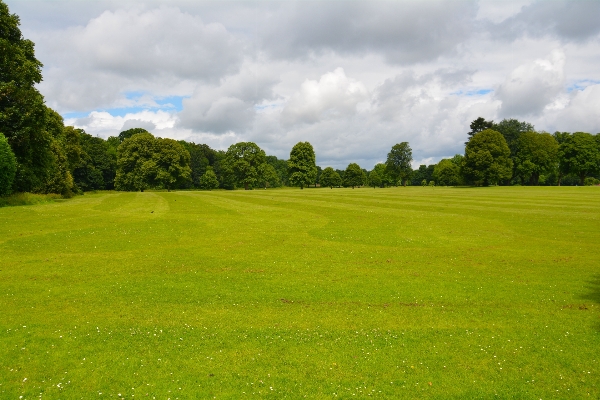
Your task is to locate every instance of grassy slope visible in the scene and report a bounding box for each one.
[1,187,599,398]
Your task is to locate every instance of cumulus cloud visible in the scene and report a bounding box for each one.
[36,6,243,112]
[259,1,477,64]
[281,68,368,126]
[496,50,565,117]
[66,110,177,138]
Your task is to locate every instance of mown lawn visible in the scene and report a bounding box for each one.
[1,186,599,398]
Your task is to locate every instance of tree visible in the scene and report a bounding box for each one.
[118,128,150,143]
[114,133,157,191]
[73,132,117,191]
[223,142,266,190]
[153,138,191,191]
[368,170,382,188]
[462,129,513,186]
[288,142,317,189]
[385,142,412,186]
[0,132,16,196]
[319,167,342,188]
[514,132,558,185]
[372,163,392,187]
[0,1,54,193]
[467,117,494,142]
[199,166,219,190]
[257,163,280,189]
[433,159,460,186]
[266,155,288,186]
[344,163,365,188]
[492,118,534,158]
[558,132,599,185]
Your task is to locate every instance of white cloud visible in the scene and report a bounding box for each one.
[281,68,369,126]
[496,49,566,117]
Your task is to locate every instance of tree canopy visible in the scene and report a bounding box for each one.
[319,167,342,188]
[288,142,317,189]
[386,142,412,186]
[0,132,16,196]
[514,132,558,185]
[558,132,599,185]
[462,129,513,186]
[344,163,365,188]
[222,142,267,190]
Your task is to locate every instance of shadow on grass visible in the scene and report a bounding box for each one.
[579,275,600,331]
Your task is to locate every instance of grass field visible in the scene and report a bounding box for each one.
[1,187,599,398]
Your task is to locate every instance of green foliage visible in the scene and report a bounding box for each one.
[371,163,392,187]
[257,163,280,189]
[223,142,266,190]
[288,142,317,189]
[386,142,413,186]
[118,128,150,143]
[266,155,288,186]
[73,132,117,191]
[558,132,600,185]
[0,132,16,195]
[492,118,534,157]
[319,167,342,188]
[584,177,599,186]
[344,162,365,188]
[411,164,434,186]
[0,191,61,207]
[514,132,558,185]
[421,179,427,187]
[0,2,53,192]
[462,129,513,186]
[368,170,382,188]
[114,133,191,191]
[433,158,461,186]
[428,180,435,186]
[178,141,218,188]
[467,117,494,142]
[199,166,220,190]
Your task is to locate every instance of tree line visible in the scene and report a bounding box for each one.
[1,0,599,197]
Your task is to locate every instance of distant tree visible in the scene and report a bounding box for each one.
[153,138,191,191]
[199,166,219,190]
[73,132,117,191]
[462,129,513,186]
[368,170,382,188]
[344,163,365,188]
[433,159,461,186]
[467,117,494,142]
[371,163,391,187]
[118,128,150,143]
[386,142,413,186]
[514,132,558,185]
[319,167,342,188]
[492,118,534,158]
[288,142,317,189]
[223,142,266,190]
[266,155,288,186]
[0,132,16,196]
[257,163,280,189]
[558,132,599,186]
[44,109,75,196]
[114,133,156,192]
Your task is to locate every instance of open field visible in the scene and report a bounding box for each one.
[1,187,599,398]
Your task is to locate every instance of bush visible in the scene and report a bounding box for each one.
[0,192,62,208]
[584,177,600,186]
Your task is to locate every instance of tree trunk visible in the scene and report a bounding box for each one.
[245,182,249,190]
[580,173,586,186]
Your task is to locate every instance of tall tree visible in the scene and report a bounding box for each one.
[372,163,392,187]
[462,129,513,186]
[223,142,266,190]
[492,118,534,158]
[557,132,599,186]
[288,142,317,189]
[114,133,157,192]
[514,132,558,185]
[153,138,191,191]
[73,132,117,191]
[467,117,494,142]
[368,170,382,188]
[0,132,16,196]
[257,163,280,189]
[266,155,288,186]
[319,167,342,188]
[0,1,54,192]
[385,142,413,186]
[344,163,365,188]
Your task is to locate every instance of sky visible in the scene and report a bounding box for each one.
[6,0,600,169]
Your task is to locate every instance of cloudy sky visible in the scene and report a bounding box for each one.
[7,0,600,168]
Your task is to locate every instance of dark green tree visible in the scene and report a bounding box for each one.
[462,129,513,186]
[319,167,342,188]
[118,128,150,143]
[433,159,461,186]
[153,138,191,191]
[73,132,117,191]
[0,1,53,192]
[368,170,382,188]
[385,142,413,186]
[0,132,16,195]
[344,163,365,188]
[372,163,392,187]
[199,166,219,190]
[514,132,558,185]
[223,142,266,190]
[467,117,494,142]
[266,155,288,186]
[288,142,317,189]
[257,163,280,189]
[492,118,534,158]
[114,133,157,192]
[557,132,599,186]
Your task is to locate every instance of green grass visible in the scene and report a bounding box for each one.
[0,192,63,208]
[1,187,599,398]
